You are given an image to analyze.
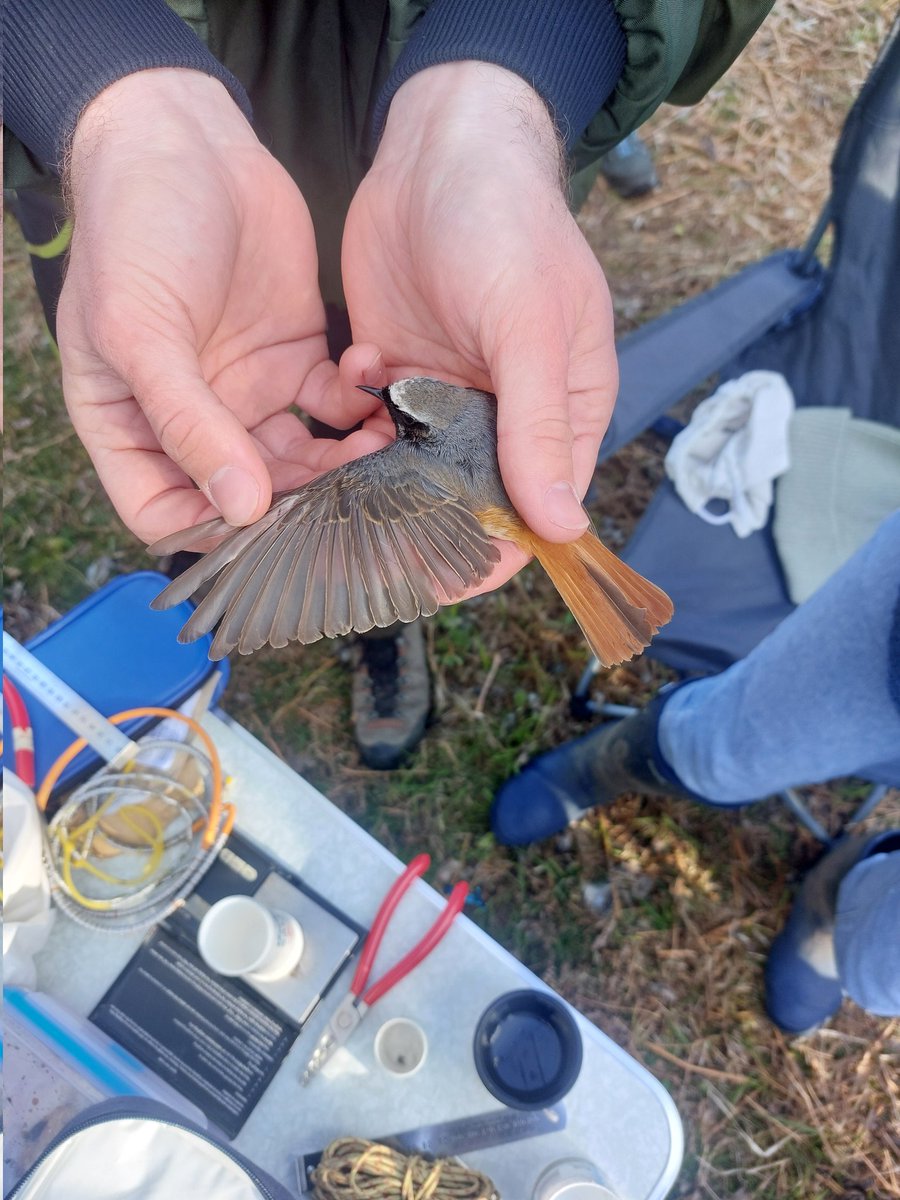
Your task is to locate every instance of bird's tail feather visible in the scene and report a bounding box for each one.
[532,531,673,667]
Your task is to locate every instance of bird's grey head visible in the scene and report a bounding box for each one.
[358,377,494,439]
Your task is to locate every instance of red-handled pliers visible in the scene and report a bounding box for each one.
[302,853,467,1085]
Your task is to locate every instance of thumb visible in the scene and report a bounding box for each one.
[492,326,589,544]
[132,350,272,526]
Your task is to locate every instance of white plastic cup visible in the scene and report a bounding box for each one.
[197,895,304,982]
[373,1017,428,1077]
[532,1157,619,1199]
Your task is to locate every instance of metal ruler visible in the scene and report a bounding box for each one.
[3,632,137,765]
[296,1105,566,1192]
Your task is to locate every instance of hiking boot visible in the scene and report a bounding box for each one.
[351,620,430,769]
[764,830,900,1034]
[598,132,659,198]
[491,694,690,845]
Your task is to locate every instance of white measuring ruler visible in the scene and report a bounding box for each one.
[3,631,138,766]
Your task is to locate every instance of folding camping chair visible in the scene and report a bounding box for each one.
[573,18,900,844]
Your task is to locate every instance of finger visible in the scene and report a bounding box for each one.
[127,344,273,527]
[492,316,590,544]
[100,438,221,545]
[460,539,531,598]
[58,361,224,542]
[253,412,393,489]
[570,386,617,494]
[339,341,388,391]
[338,341,390,420]
[293,342,388,428]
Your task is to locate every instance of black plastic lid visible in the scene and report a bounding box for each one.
[473,989,583,1110]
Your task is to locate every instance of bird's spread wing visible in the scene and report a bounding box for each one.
[149,454,500,658]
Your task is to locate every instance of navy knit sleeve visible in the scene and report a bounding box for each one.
[3,0,252,173]
[373,0,627,152]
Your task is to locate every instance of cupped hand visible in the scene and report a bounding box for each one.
[342,62,618,591]
[57,68,389,544]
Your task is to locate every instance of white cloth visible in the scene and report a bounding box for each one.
[3,768,55,987]
[665,370,795,537]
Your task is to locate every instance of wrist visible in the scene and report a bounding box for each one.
[379,62,564,191]
[68,68,251,201]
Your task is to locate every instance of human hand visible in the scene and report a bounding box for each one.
[342,62,618,590]
[58,68,390,544]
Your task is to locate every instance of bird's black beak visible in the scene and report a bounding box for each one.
[356,384,388,401]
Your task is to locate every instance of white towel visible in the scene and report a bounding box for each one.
[665,371,795,537]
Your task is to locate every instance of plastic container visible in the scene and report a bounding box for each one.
[2,572,228,796]
[532,1157,619,1200]
[3,987,207,1184]
[373,1017,428,1077]
[473,989,583,1110]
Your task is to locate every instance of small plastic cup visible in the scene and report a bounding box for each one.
[473,989,583,1110]
[197,895,304,982]
[373,1017,428,1077]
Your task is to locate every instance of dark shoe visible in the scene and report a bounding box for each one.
[491,695,688,846]
[598,133,659,198]
[764,831,899,1034]
[351,620,430,769]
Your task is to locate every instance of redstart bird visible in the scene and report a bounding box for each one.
[150,378,673,661]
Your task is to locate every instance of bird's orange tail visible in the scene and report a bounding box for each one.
[531,530,673,667]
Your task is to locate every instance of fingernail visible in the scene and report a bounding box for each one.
[363,350,385,387]
[208,466,260,525]
[544,481,589,531]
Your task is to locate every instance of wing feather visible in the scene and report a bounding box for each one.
[175,520,287,650]
[151,448,497,654]
[270,518,328,647]
[238,520,313,653]
[206,523,295,658]
[297,519,335,644]
[150,499,296,611]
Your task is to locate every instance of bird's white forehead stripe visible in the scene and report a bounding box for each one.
[390,378,428,418]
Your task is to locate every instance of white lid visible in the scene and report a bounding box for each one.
[546,1185,618,1200]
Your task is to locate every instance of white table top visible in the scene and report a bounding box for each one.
[35,712,682,1200]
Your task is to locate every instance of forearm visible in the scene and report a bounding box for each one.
[3,0,250,172]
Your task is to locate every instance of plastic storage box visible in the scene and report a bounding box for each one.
[2,571,227,796]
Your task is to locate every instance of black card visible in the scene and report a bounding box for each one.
[91,928,296,1138]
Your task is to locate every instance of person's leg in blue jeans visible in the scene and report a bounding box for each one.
[492,510,900,840]
[491,511,900,1027]
[763,828,900,1032]
[834,844,900,1016]
[657,509,900,799]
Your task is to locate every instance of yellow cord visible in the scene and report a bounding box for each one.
[36,707,225,849]
[39,707,234,915]
[57,794,167,910]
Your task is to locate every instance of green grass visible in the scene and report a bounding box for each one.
[3,221,147,619]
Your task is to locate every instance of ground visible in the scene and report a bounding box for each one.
[4,4,898,1197]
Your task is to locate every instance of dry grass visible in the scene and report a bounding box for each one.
[4,3,899,1197]
[583,0,890,325]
